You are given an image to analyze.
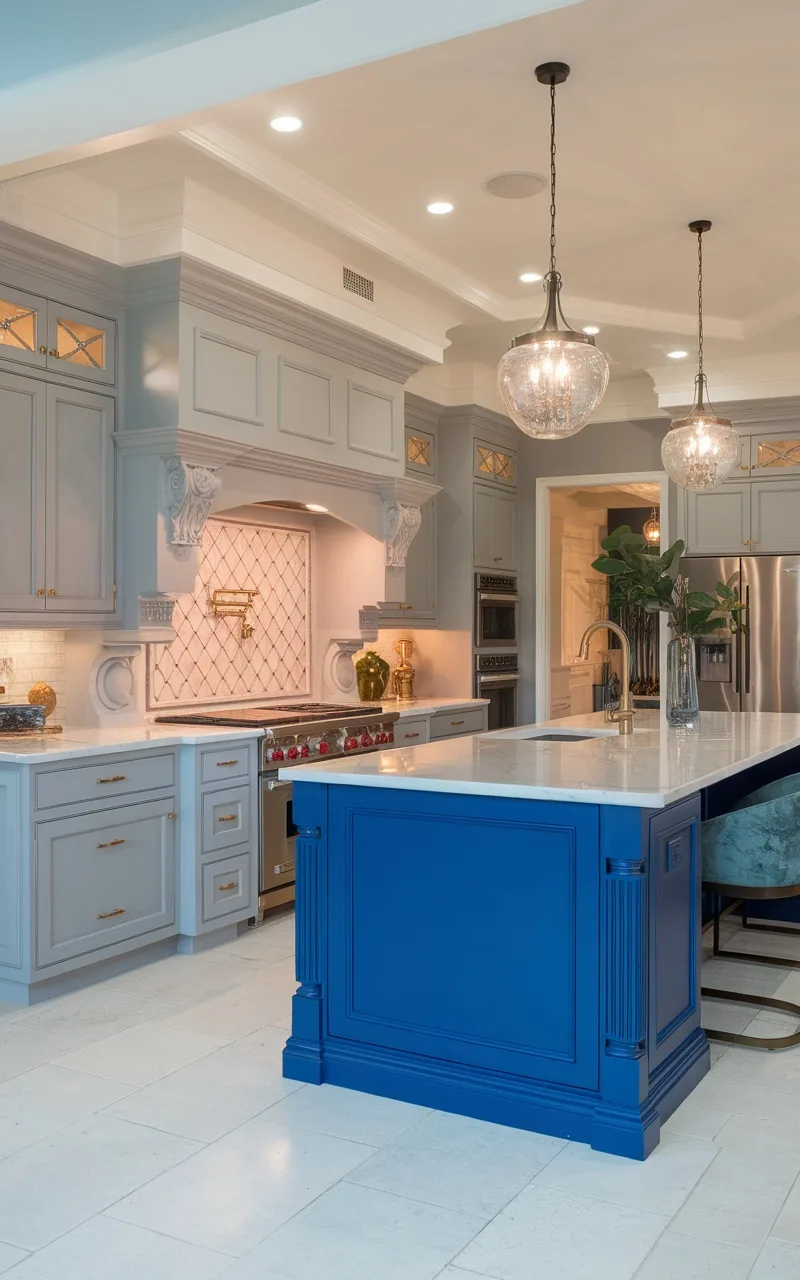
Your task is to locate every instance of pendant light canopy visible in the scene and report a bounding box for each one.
[661,221,739,491]
[643,507,661,545]
[498,63,609,440]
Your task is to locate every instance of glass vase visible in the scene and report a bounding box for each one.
[666,634,699,727]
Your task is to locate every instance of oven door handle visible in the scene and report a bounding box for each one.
[478,592,520,603]
[477,673,520,685]
[263,778,292,791]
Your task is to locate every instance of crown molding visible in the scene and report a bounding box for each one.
[440,402,519,443]
[181,124,503,319]
[403,393,444,431]
[0,218,123,307]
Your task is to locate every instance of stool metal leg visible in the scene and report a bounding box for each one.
[701,986,800,1050]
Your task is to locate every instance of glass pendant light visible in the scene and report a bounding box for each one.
[498,63,609,439]
[643,507,661,545]
[661,221,739,491]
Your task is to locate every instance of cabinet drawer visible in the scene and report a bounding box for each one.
[35,752,176,812]
[429,707,487,739]
[202,853,252,923]
[200,745,250,784]
[394,717,429,746]
[202,784,251,854]
[36,799,176,968]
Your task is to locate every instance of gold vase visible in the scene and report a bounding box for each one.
[393,638,416,702]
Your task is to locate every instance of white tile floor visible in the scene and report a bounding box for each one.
[0,912,798,1277]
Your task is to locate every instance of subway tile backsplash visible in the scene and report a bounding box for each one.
[0,630,67,724]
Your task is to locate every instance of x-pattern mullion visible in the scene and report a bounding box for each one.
[57,319,103,368]
[0,308,36,352]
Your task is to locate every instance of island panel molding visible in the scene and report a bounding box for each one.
[164,456,222,557]
[283,779,711,1160]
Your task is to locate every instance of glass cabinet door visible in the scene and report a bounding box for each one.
[750,431,800,477]
[0,287,47,369]
[46,304,116,385]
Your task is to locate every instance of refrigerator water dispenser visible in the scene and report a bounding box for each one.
[698,641,732,683]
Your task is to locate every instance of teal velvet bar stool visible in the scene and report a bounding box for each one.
[702,772,800,1050]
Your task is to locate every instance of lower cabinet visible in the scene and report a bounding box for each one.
[202,852,252,924]
[36,798,176,967]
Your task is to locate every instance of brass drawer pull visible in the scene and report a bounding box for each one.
[96,838,126,849]
[217,813,238,823]
[217,881,237,892]
[97,908,125,920]
[404,732,421,739]
[216,759,239,767]
[97,774,126,784]
[451,719,465,726]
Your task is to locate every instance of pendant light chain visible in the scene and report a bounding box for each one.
[696,226,704,380]
[549,76,558,275]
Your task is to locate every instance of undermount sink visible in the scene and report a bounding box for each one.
[519,728,613,743]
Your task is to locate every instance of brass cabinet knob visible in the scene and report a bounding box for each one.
[493,556,503,562]
[167,812,177,819]
[47,588,57,596]
[48,348,60,358]
[36,588,45,597]
[38,345,47,355]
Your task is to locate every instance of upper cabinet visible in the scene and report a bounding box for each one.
[405,426,436,478]
[680,425,800,555]
[474,483,517,571]
[0,370,115,615]
[474,439,517,487]
[0,285,116,386]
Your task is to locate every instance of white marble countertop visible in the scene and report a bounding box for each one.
[0,723,264,764]
[380,697,489,720]
[282,710,800,808]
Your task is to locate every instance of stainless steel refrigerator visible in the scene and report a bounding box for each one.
[681,556,800,712]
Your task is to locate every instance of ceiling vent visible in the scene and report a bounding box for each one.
[343,266,374,302]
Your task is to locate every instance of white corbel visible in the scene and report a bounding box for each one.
[164,457,222,559]
[383,500,423,568]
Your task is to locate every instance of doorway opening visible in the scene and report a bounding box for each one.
[535,472,670,721]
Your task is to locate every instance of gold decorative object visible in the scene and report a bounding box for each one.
[393,638,416,702]
[27,681,63,734]
[210,588,259,641]
[354,650,390,702]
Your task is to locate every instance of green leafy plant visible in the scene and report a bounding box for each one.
[592,526,746,638]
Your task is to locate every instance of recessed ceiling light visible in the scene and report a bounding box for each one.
[270,115,303,132]
[427,201,453,215]
[519,271,543,283]
[667,349,688,359]
[582,325,600,336]
[305,503,328,513]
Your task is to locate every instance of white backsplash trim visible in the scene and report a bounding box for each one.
[147,518,311,709]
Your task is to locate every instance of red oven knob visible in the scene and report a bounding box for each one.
[271,748,285,762]
[319,741,330,754]
[360,732,374,748]
[378,732,389,744]
[300,744,309,758]
[387,731,394,742]
[287,746,299,760]
[343,736,355,751]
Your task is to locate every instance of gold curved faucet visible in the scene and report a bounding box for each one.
[579,620,635,736]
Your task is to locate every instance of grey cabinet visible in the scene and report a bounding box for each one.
[45,303,116,386]
[682,483,750,555]
[0,371,46,610]
[746,431,800,478]
[0,373,115,614]
[474,483,517,570]
[750,480,800,553]
[401,498,437,621]
[202,853,252,923]
[46,384,115,611]
[201,784,251,855]
[682,472,800,556]
[0,288,116,387]
[36,799,176,968]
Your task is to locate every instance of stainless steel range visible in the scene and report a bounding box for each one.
[155,702,399,913]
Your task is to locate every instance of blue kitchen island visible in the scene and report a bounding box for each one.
[281,711,800,1159]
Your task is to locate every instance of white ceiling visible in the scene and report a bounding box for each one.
[15,0,800,404]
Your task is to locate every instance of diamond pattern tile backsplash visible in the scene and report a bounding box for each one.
[147,519,310,709]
